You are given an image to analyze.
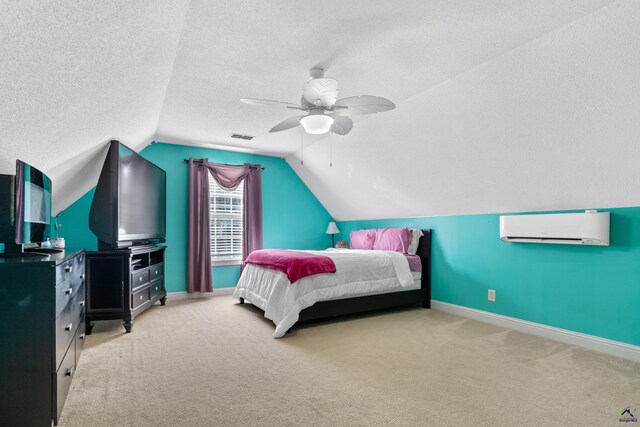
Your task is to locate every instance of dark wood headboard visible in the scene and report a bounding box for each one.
[416,229,432,306]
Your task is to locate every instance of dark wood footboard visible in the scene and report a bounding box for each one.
[297,288,428,323]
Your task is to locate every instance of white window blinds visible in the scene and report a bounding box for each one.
[208,174,243,262]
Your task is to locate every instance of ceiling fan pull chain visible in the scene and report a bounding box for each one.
[330,140,333,167]
[300,130,304,165]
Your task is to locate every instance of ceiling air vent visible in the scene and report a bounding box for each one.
[230,133,255,141]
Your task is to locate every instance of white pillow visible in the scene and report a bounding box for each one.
[407,229,424,254]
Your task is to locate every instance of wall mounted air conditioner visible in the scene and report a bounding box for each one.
[499,211,610,246]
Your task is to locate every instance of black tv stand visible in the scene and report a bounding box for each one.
[97,238,166,251]
[85,245,167,334]
[129,244,160,251]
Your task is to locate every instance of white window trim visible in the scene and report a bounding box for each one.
[211,258,242,266]
[209,175,243,265]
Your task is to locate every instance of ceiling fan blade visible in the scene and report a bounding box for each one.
[333,95,395,115]
[302,78,339,108]
[330,114,353,135]
[241,98,303,109]
[330,106,349,116]
[269,115,305,133]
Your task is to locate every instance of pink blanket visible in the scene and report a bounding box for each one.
[244,249,337,283]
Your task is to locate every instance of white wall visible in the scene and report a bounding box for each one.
[287,0,640,221]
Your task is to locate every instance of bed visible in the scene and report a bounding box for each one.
[233,229,431,337]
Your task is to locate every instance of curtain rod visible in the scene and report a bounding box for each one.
[183,159,264,170]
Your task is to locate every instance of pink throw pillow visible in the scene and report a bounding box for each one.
[373,227,412,253]
[350,229,376,249]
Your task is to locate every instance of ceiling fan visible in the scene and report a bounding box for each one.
[241,68,396,135]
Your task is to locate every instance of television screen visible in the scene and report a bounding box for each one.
[89,140,166,249]
[117,144,166,241]
[15,160,52,244]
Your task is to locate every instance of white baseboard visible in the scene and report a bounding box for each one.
[431,300,640,362]
[167,287,235,300]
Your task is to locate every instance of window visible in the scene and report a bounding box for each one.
[209,174,243,264]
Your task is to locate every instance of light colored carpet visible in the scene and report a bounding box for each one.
[59,296,640,426]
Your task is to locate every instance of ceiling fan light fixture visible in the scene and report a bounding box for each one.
[300,111,334,134]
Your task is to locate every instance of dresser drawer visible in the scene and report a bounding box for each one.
[149,279,163,298]
[73,251,85,273]
[56,259,75,285]
[75,319,86,365]
[72,252,85,286]
[131,268,149,291]
[132,286,150,310]
[54,340,76,424]
[150,262,164,282]
[55,286,85,370]
[55,275,85,318]
[55,252,85,285]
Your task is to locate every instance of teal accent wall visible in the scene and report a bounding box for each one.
[57,189,97,251]
[58,142,333,291]
[337,208,640,346]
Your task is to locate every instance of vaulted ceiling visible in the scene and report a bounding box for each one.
[2,0,638,219]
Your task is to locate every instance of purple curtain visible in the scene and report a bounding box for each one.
[187,159,262,293]
[242,165,262,260]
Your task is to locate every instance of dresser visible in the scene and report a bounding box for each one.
[85,245,166,334]
[0,248,86,426]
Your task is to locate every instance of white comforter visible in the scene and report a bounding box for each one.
[233,249,415,338]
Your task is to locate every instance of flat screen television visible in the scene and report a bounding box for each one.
[0,160,52,252]
[89,140,166,250]
[15,160,52,245]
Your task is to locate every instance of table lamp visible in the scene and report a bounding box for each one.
[326,221,340,247]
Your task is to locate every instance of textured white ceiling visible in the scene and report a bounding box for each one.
[287,0,640,220]
[3,0,637,220]
[0,1,190,213]
[156,0,616,156]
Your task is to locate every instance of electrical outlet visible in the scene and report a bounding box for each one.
[488,289,496,302]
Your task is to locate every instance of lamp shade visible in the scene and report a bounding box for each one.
[325,221,340,234]
[301,111,334,134]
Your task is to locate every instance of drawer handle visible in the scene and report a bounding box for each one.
[155,270,158,275]
[65,287,73,295]
[65,266,73,273]
[65,367,74,377]
[79,300,85,307]
[79,333,85,340]
[65,322,73,332]
[155,286,158,291]
[139,277,143,282]
[80,273,86,280]
[139,295,144,300]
